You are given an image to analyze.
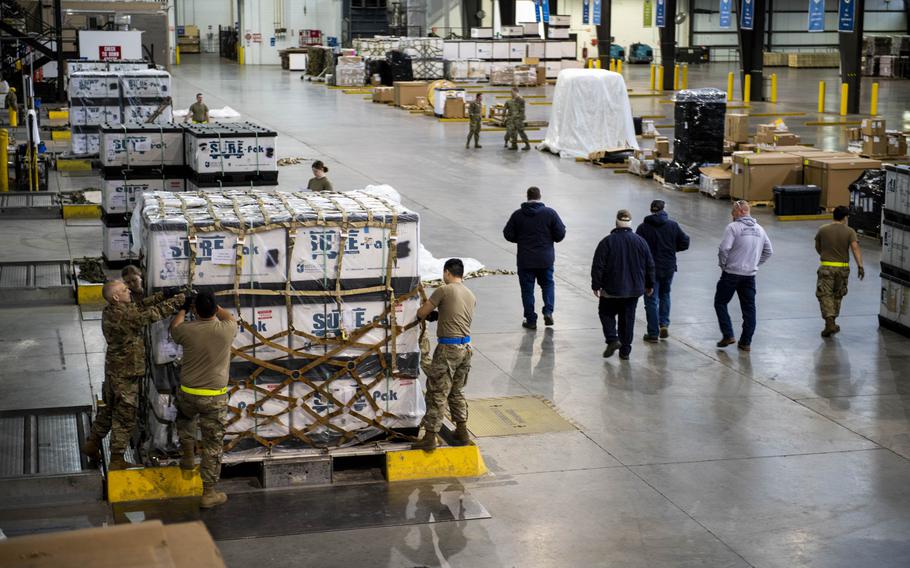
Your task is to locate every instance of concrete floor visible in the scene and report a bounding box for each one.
[2,56,910,567]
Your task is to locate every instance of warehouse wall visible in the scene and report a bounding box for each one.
[177,0,233,52]
[426,0,463,35]
[238,0,343,65]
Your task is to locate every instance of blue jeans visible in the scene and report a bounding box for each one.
[598,296,639,356]
[644,274,673,337]
[714,272,757,346]
[518,267,555,324]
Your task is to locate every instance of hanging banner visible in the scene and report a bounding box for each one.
[808,0,825,32]
[838,0,855,32]
[542,0,551,24]
[740,0,755,30]
[644,0,653,27]
[719,0,732,29]
[535,0,541,23]
[583,0,590,24]
[656,0,666,27]
[593,0,602,25]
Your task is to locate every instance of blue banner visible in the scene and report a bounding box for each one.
[656,0,666,27]
[593,0,602,25]
[740,0,755,30]
[808,0,825,32]
[719,0,732,29]
[583,0,590,24]
[535,0,541,23]
[541,0,551,24]
[838,0,855,32]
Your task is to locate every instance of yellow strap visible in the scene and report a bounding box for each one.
[181,385,228,396]
[820,261,849,267]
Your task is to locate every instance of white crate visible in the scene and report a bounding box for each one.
[880,276,910,326]
[71,131,100,155]
[120,71,171,98]
[458,41,477,60]
[471,27,493,39]
[493,41,511,59]
[184,123,278,175]
[70,105,122,126]
[545,60,563,78]
[101,177,184,215]
[885,166,910,218]
[545,41,563,59]
[501,25,524,38]
[882,220,910,273]
[68,72,120,98]
[443,41,460,60]
[99,125,184,168]
[562,41,577,58]
[475,41,493,59]
[122,103,174,125]
[549,14,571,26]
[527,40,546,59]
[66,60,108,74]
[509,42,528,60]
[103,223,136,261]
[522,22,542,36]
[107,60,152,74]
[548,26,570,39]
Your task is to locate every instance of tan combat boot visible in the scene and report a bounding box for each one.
[453,422,471,446]
[200,485,228,509]
[108,453,129,470]
[412,430,438,451]
[80,435,102,461]
[179,446,195,471]
[821,317,837,338]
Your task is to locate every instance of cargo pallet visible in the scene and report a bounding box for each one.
[188,171,279,184]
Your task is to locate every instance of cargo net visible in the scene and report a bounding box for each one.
[136,189,426,452]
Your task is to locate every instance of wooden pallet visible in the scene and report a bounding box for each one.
[746,200,774,208]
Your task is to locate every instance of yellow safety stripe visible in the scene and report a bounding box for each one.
[181,385,228,396]
[820,261,850,267]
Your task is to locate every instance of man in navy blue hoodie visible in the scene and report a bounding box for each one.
[636,200,690,341]
[591,210,655,360]
[503,186,567,330]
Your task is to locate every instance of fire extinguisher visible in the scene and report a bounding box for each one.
[582,43,589,60]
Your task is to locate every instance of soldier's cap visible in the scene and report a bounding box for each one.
[650,200,665,212]
[616,209,632,222]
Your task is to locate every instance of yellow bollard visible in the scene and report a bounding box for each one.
[657,66,664,91]
[744,73,751,103]
[238,46,245,65]
[0,129,7,192]
[727,71,734,101]
[681,64,688,90]
[870,82,879,115]
[770,73,777,103]
[673,64,679,90]
[840,83,848,116]
[649,64,656,90]
[175,46,181,65]
[617,59,622,74]
[595,58,601,69]
[817,81,826,113]
[8,109,17,128]
[610,58,616,72]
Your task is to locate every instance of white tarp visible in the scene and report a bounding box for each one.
[539,68,639,159]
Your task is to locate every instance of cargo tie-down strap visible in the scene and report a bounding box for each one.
[164,190,428,450]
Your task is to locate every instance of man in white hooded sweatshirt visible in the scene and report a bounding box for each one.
[714,201,773,352]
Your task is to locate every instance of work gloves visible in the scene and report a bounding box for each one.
[180,290,198,312]
[857,266,865,281]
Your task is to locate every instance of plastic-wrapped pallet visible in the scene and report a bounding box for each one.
[335,57,366,87]
[120,70,171,98]
[99,123,184,169]
[445,60,470,81]
[134,189,425,451]
[70,103,122,126]
[66,60,108,74]
[107,60,154,73]
[122,102,174,125]
[413,59,444,80]
[101,174,184,215]
[68,72,119,98]
[71,127,101,155]
[468,60,490,81]
[183,122,278,181]
[671,88,726,184]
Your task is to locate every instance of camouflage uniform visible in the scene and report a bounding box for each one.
[466,100,483,148]
[96,293,184,455]
[176,392,227,486]
[421,344,473,433]
[504,96,530,149]
[816,266,851,319]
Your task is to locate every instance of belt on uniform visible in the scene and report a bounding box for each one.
[820,261,850,267]
[438,336,471,345]
[181,385,228,396]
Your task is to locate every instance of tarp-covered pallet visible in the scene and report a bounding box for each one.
[133,189,426,457]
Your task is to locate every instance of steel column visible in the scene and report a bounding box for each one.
[737,0,766,102]
[838,0,865,114]
[659,0,677,90]
[595,0,612,52]
[499,0,515,26]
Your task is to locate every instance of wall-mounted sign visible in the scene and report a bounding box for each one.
[741,0,755,31]
[808,0,825,32]
[838,0,855,32]
[98,45,122,60]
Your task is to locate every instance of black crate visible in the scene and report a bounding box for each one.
[773,185,821,216]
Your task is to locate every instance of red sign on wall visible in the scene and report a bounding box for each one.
[98,45,122,60]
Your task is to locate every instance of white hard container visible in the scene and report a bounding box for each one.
[101,176,185,215]
[99,123,184,168]
[122,102,174,125]
[885,165,910,218]
[433,88,466,116]
[70,105,122,126]
[120,71,172,98]
[510,42,528,60]
[183,122,278,175]
[548,26,570,39]
[882,219,910,273]
[68,72,120,98]
[880,276,910,327]
[549,14,571,26]
[443,41,460,60]
[475,41,493,59]
[458,41,477,59]
[470,27,493,39]
[493,41,511,59]
[71,130,101,155]
[501,25,524,38]
[103,223,136,261]
[527,40,546,59]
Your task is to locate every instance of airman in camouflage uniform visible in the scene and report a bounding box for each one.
[503,87,531,151]
[413,258,476,451]
[815,206,865,337]
[466,94,483,149]
[81,280,184,469]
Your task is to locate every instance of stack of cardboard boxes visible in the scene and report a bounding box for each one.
[393,81,429,107]
[178,25,201,54]
[754,123,800,148]
[858,118,907,158]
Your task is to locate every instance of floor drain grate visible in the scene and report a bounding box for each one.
[467,395,577,437]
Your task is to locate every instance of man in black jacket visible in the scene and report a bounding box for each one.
[591,209,655,360]
[635,200,690,342]
[503,186,567,330]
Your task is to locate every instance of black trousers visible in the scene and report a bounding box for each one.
[598,296,639,356]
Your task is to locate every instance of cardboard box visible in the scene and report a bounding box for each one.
[655,137,670,156]
[805,156,882,208]
[772,132,801,146]
[846,127,862,142]
[373,86,394,103]
[731,152,803,201]
[724,113,750,143]
[887,132,907,156]
[444,97,465,119]
[738,143,757,152]
[393,81,428,107]
[700,164,733,198]
[861,118,886,136]
[537,65,546,86]
[863,134,887,156]
[0,520,226,568]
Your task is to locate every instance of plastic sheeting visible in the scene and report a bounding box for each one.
[539,69,639,159]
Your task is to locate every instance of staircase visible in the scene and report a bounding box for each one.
[0,0,76,101]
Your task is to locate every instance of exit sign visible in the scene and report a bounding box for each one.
[98,45,122,60]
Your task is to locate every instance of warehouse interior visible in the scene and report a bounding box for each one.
[1,0,910,567]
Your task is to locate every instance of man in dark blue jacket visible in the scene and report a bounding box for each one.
[503,186,567,330]
[635,200,690,342]
[591,209,655,360]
